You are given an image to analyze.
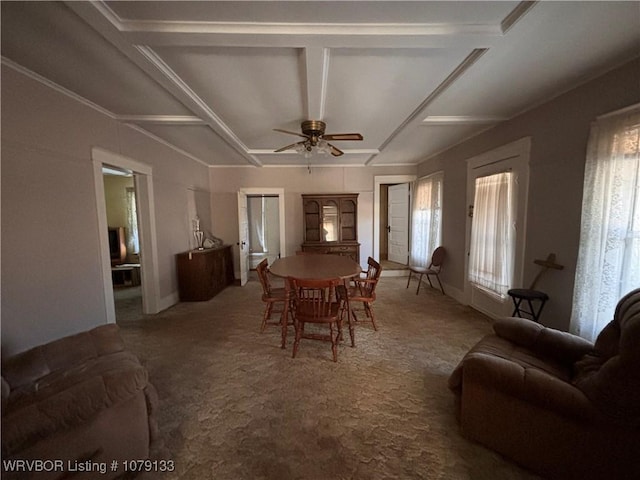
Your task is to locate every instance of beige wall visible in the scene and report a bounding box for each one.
[417,58,640,331]
[209,165,416,272]
[1,65,211,356]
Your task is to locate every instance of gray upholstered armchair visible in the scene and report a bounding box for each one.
[449,288,640,480]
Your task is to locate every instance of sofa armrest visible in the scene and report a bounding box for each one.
[2,325,125,389]
[493,317,594,364]
[462,352,597,422]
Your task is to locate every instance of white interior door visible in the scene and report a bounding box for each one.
[388,183,410,264]
[237,191,249,286]
[465,138,530,319]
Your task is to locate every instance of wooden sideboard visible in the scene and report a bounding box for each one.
[301,193,360,263]
[176,245,234,301]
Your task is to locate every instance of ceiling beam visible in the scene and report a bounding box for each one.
[114,115,207,125]
[302,47,330,120]
[368,48,488,166]
[92,1,503,49]
[65,0,263,167]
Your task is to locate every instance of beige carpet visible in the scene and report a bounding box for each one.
[116,276,541,480]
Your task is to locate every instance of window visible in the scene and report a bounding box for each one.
[409,172,443,267]
[571,107,640,341]
[468,172,514,298]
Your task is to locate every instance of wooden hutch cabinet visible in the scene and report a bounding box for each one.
[176,245,234,301]
[301,193,360,263]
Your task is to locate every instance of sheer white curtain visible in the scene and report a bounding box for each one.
[247,196,266,253]
[468,172,514,297]
[125,187,139,256]
[571,108,640,341]
[409,172,443,268]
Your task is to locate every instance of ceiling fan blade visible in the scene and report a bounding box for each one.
[273,128,309,139]
[328,143,344,157]
[322,133,363,141]
[274,141,306,153]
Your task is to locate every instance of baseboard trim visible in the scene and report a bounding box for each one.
[381,269,409,277]
[158,292,180,312]
[443,284,465,305]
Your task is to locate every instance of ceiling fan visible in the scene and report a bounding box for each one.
[273,120,363,157]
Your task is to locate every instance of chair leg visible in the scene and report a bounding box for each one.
[280,302,289,349]
[416,273,423,294]
[260,302,272,333]
[434,274,445,295]
[347,310,355,347]
[329,322,338,362]
[366,302,378,331]
[511,295,522,316]
[339,301,355,347]
[406,271,412,289]
[292,322,303,358]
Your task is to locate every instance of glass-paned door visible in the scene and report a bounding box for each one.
[465,138,530,319]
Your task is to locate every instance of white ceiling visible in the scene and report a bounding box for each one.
[2,1,639,167]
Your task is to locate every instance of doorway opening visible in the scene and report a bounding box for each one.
[374,175,416,276]
[92,148,161,324]
[237,188,286,286]
[247,195,281,268]
[102,167,142,323]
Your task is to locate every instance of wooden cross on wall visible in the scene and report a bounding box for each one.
[529,253,564,290]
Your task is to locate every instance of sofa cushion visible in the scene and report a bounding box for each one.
[2,351,148,457]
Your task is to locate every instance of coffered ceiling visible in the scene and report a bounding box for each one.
[2,1,639,167]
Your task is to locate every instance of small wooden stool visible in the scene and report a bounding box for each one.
[507,288,549,322]
[507,253,563,323]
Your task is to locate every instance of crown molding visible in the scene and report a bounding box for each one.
[1,57,116,119]
[1,57,223,168]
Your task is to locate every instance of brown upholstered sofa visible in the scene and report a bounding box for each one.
[1,324,158,480]
[449,288,640,480]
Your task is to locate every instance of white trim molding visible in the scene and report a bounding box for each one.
[92,147,163,318]
[373,174,417,264]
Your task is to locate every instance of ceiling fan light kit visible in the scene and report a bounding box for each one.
[274,120,363,158]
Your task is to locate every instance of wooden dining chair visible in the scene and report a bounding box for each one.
[288,277,350,362]
[406,246,446,295]
[346,256,383,331]
[256,259,290,347]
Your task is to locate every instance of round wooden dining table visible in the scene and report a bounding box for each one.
[269,254,361,350]
[269,254,361,280]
